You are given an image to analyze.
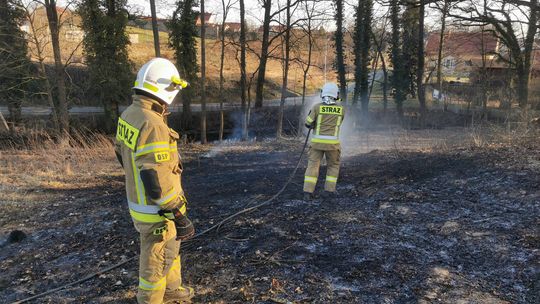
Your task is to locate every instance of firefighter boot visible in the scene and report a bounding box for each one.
[164,285,195,303]
[303,192,313,201]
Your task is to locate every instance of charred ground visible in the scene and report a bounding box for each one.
[0,128,539,303]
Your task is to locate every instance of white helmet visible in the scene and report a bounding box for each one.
[320,82,339,104]
[133,58,188,104]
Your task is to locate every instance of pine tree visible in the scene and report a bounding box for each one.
[389,0,407,119]
[169,0,199,130]
[334,0,347,103]
[401,1,419,97]
[79,0,133,132]
[0,0,33,126]
[353,0,373,115]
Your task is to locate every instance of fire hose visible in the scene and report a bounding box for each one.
[13,129,312,304]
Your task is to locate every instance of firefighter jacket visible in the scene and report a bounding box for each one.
[305,102,345,150]
[115,95,186,224]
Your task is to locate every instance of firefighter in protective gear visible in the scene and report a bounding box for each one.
[303,83,345,198]
[114,58,195,304]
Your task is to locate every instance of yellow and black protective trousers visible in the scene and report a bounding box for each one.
[303,102,345,193]
[115,95,189,304]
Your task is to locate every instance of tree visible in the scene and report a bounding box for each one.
[200,0,207,144]
[218,0,237,142]
[79,0,132,132]
[254,0,273,108]
[334,0,347,104]
[370,16,390,112]
[253,0,302,108]
[277,0,295,138]
[352,0,373,116]
[296,0,323,134]
[149,0,160,56]
[239,0,248,139]
[452,0,539,108]
[401,1,419,97]
[389,0,407,119]
[0,0,33,127]
[18,1,59,131]
[433,0,452,110]
[416,0,427,124]
[169,0,199,131]
[44,0,70,134]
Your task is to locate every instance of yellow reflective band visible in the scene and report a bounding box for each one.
[335,116,342,137]
[116,118,140,151]
[326,176,338,183]
[155,189,177,206]
[170,255,181,272]
[316,114,322,135]
[311,138,340,144]
[131,152,147,205]
[320,105,343,115]
[134,81,139,86]
[129,209,165,223]
[143,82,159,92]
[306,116,314,124]
[154,151,171,163]
[178,203,187,216]
[304,176,317,183]
[139,276,166,291]
[135,141,170,157]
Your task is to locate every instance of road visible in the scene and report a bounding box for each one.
[0,96,312,116]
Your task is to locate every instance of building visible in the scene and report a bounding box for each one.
[425,30,501,84]
[21,5,83,44]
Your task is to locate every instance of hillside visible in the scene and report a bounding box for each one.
[22,26,332,106]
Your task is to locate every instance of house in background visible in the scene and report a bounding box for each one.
[20,5,84,63]
[21,5,83,44]
[425,30,501,85]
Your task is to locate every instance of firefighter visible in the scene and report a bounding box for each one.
[115,58,195,304]
[303,83,345,199]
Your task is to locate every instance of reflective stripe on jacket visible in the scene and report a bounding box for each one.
[115,95,186,223]
[305,102,345,150]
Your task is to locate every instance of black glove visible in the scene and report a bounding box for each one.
[170,207,195,241]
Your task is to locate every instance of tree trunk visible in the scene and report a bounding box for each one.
[200,0,207,144]
[239,0,248,140]
[417,0,426,126]
[254,0,272,108]
[436,0,448,111]
[218,0,228,142]
[45,0,69,134]
[277,0,291,138]
[149,0,161,57]
[334,0,347,103]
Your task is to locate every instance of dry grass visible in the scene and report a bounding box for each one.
[0,130,122,202]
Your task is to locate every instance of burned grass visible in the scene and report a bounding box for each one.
[0,127,538,303]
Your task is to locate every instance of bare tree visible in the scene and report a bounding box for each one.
[334,0,347,104]
[44,0,69,134]
[218,0,237,142]
[254,0,303,108]
[200,0,207,144]
[277,0,295,138]
[452,0,539,108]
[19,2,59,130]
[149,0,160,56]
[239,0,248,139]
[417,0,427,125]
